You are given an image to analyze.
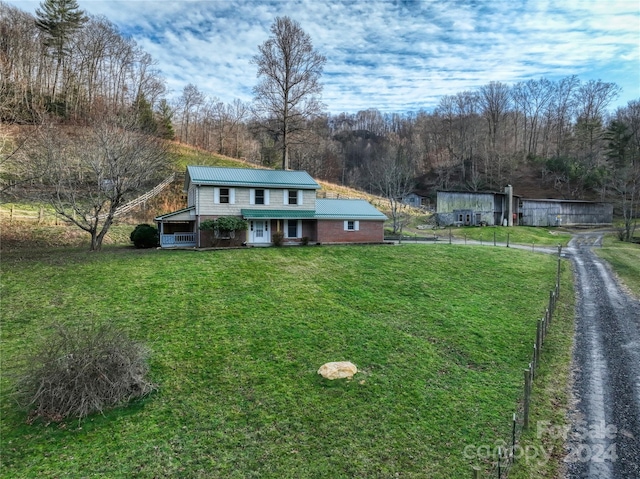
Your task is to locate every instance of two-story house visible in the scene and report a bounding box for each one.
[155,166,388,248]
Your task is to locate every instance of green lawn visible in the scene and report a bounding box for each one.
[1,244,570,478]
[446,226,572,247]
[595,235,640,297]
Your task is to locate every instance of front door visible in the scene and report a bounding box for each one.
[250,220,270,244]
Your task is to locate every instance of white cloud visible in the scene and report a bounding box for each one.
[3,0,639,112]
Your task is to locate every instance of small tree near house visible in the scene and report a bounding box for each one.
[199,217,248,246]
[19,115,172,251]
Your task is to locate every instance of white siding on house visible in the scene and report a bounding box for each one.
[197,186,317,215]
[187,184,196,207]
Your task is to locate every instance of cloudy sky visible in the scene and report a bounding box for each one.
[6,0,640,113]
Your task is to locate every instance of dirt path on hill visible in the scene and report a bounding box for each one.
[564,232,640,479]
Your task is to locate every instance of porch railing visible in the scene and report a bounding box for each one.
[161,232,196,247]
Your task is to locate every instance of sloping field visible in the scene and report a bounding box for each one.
[0,244,568,478]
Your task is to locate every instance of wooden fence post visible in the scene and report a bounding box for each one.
[557,245,562,295]
[512,412,517,463]
[532,345,537,379]
[524,368,531,429]
[472,465,481,479]
[10,205,14,223]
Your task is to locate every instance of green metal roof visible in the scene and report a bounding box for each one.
[187,166,320,189]
[241,209,316,219]
[314,199,387,220]
[154,206,195,221]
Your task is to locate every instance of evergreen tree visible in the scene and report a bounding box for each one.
[155,99,175,140]
[35,0,87,102]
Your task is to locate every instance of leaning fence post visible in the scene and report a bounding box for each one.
[524,368,531,429]
[506,232,510,248]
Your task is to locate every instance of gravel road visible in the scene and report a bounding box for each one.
[565,232,640,479]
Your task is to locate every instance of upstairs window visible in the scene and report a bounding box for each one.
[288,190,298,205]
[214,187,235,204]
[250,189,269,205]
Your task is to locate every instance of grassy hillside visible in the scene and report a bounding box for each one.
[0,244,573,478]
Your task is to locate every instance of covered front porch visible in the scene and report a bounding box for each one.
[242,209,316,246]
[155,207,197,248]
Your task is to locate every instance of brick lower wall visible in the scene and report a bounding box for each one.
[198,215,246,247]
[317,220,384,244]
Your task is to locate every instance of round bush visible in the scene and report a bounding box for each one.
[14,322,156,423]
[130,223,158,248]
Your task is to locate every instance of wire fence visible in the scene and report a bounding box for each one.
[383,234,566,477]
[0,173,176,225]
[469,244,564,478]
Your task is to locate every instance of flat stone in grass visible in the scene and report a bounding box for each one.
[317,361,358,380]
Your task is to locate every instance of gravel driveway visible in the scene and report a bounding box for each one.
[565,232,640,478]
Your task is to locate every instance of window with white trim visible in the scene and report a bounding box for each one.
[286,220,301,238]
[214,187,235,204]
[251,188,269,205]
[344,220,359,231]
[283,189,303,205]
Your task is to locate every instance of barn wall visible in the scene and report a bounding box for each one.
[436,192,502,226]
[520,201,613,226]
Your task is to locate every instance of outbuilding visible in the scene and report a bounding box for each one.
[519,199,613,227]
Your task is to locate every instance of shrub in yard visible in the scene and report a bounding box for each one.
[130,224,158,248]
[272,231,284,246]
[14,322,156,423]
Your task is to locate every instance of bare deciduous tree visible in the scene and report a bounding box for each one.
[366,139,416,234]
[21,116,172,250]
[607,101,640,241]
[252,16,326,170]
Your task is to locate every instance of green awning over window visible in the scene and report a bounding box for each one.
[241,209,316,220]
